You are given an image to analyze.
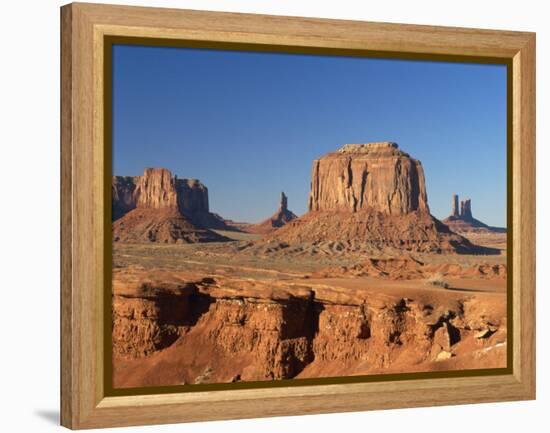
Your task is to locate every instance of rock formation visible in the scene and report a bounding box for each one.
[451,194,459,218]
[135,168,180,210]
[270,142,492,254]
[460,199,473,221]
[280,192,288,211]
[112,168,229,243]
[112,268,506,386]
[443,194,506,234]
[246,192,298,234]
[308,142,428,215]
[112,168,225,226]
[112,176,139,220]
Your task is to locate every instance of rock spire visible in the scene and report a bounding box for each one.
[280,192,288,212]
[451,194,459,217]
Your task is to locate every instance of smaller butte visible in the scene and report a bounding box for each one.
[442,194,506,234]
[112,168,230,244]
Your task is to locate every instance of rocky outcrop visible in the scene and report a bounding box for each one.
[176,178,209,216]
[246,192,298,234]
[112,269,507,387]
[269,143,494,254]
[443,194,506,234]
[308,142,428,215]
[112,176,139,220]
[112,168,230,243]
[460,199,473,221]
[134,168,180,210]
[451,194,459,218]
[112,168,227,228]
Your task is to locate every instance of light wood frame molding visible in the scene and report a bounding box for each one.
[60,2,536,429]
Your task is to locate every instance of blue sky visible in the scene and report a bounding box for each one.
[113,45,507,227]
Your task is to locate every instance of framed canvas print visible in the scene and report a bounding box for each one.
[60,2,536,429]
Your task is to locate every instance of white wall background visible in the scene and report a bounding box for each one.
[0,0,546,431]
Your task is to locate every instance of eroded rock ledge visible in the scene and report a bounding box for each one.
[112,269,507,387]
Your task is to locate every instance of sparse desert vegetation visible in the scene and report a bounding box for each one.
[426,273,450,289]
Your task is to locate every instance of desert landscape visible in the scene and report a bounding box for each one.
[111,142,507,388]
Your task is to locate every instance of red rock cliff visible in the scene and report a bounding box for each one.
[135,168,179,209]
[112,168,210,220]
[112,176,139,220]
[176,178,209,215]
[112,268,507,386]
[112,168,229,243]
[308,142,428,215]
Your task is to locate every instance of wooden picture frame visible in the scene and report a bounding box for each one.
[60,2,536,429]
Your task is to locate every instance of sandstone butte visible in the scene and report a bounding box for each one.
[246,192,298,234]
[442,193,507,234]
[112,168,229,244]
[308,142,428,215]
[268,142,496,254]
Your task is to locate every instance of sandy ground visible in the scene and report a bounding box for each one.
[461,231,508,252]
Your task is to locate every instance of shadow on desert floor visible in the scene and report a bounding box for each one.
[445,287,489,293]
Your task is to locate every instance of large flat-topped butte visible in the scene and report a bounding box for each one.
[309,142,427,215]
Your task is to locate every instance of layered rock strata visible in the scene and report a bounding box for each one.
[308,142,428,215]
[112,269,507,387]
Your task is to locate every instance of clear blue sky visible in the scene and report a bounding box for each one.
[113,45,507,227]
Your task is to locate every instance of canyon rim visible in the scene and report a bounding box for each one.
[111,46,507,390]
